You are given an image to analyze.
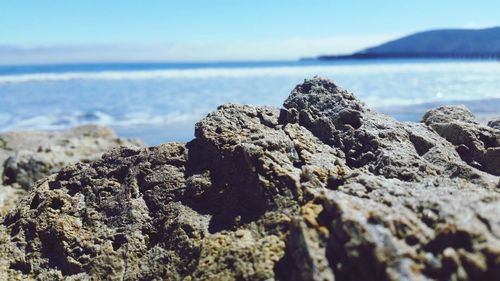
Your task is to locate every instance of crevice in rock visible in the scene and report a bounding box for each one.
[49,197,64,210]
[475,213,500,239]
[29,194,41,209]
[112,233,128,251]
[40,234,82,276]
[479,133,496,149]
[9,260,31,274]
[424,228,475,254]
[409,133,434,156]
[336,109,363,130]
[326,175,345,190]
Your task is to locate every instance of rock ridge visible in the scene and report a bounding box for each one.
[1,77,499,280]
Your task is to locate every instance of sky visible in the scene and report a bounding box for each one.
[0,0,499,64]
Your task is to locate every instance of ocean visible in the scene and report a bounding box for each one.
[1,60,499,145]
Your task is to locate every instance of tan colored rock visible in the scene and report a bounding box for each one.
[1,77,499,280]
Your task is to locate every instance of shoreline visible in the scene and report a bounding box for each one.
[112,97,500,145]
[1,97,498,147]
[316,53,500,61]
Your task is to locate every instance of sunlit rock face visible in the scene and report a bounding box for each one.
[1,77,499,281]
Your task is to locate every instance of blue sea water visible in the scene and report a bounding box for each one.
[0,59,499,145]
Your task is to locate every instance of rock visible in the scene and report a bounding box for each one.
[423,105,500,175]
[1,77,499,280]
[422,105,477,124]
[283,78,497,184]
[0,125,143,215]
[488,119,500,130]
[285,174,500,281]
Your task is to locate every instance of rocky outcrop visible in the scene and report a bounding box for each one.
[1,77,499,280]
[423,106,500,175]
[0,125,143,215]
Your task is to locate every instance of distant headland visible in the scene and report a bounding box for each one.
[315,27,500,60]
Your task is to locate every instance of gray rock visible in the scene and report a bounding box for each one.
[423,105,500,175]
[0,125,143,215]
[1,77,499,280]
[422,105,477,124]
[283,77,497,184]
[284,173,500,281]
[488,119,500,130]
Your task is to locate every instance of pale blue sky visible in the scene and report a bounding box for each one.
[1,0,499,64]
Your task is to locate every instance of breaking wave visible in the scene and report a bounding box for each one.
[1,61,500,84]
[0,110,198,132]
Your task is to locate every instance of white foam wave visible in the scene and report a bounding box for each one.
[1,62,499,84]
[0,111,200,133]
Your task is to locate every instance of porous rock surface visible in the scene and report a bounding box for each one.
[1,77,500,280]
[0,125,143,215]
